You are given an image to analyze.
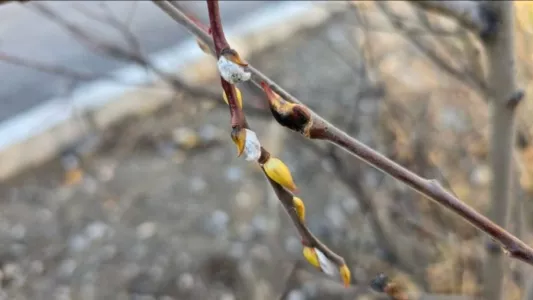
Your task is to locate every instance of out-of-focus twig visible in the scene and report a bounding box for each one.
[376,2,486,92]
[483,2,520,300]
[407,0,497,38]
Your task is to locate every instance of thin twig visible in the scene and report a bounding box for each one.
[154,0,533,266]
[407,0,497,38]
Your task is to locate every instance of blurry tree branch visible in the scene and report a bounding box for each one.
[483,2,520,300]
[377,2,486,92]
[21,2,270,118]
[407,1,496,38]
[153,0,533,269]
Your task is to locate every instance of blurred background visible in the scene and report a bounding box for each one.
[0,1,533,299]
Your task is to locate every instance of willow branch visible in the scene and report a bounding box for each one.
[153,0,533,266]
[198,0,347,270]
[407,0,497,39]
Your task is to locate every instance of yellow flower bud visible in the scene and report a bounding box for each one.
[293,197,305,222]
[231,127,246,157]
[223,87,243,109]
[262,157,298,193]
[302,246,320,269]
[339,264,351,287]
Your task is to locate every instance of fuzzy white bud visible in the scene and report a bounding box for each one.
[315,248,337,277]
[217,55,251,84]
[243,129,261,161]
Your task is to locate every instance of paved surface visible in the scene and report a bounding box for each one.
[0,1,274,122]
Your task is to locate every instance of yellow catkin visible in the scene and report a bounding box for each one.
[263,157,298,192]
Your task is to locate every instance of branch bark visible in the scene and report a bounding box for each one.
[407,0,497,38]
[153,0,533,267]
[482,2,520,300]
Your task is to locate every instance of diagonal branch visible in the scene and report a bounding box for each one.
[181,0,349,281]
[153,0,533,267]
[406,0,497,39]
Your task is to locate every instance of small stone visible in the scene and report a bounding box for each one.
[131,244,148,260]
[101,244,117,260]
[80,283,96,300]
[249,245,272,263]
[30,260,44,275]
[121,263,141,279]
[325,204,346,229]
[137,222,157,240]
[234,191,253,210]
[199,124,220,141]
[82,177,99,194]
[251,215,270,236]
[189,176,207,194]
[69,234,89,252]
[58,259,77,278]
[177,272,195,291]
[175,252,192,269]
[205,210,229,236]
[287,289,306,300]
[130,294,156,300]
[229,242,246,259]
[235,224,253,241]
[9,243,26,257]
[37,209,53,221]
[341,198,358,215]
[10,224,26,240]
[54,286,72,300]
[3,263,24,287]
[284,236,301,254]
[320,159,334,173]
[85,221,109,240]
[172,127,199,150]
[218,292,236,300]
[225,166,243,182]
[96,163,116,182]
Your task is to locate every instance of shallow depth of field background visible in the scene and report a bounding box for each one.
[1,1,533,299]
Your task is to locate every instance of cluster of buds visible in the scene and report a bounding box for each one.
[303,246,351,287]
[217,48,251,84]
[199,31,351,288]
[260,82,313,137]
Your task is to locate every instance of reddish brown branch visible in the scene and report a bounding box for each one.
[152,0,533,266]
[206,0,245,129]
